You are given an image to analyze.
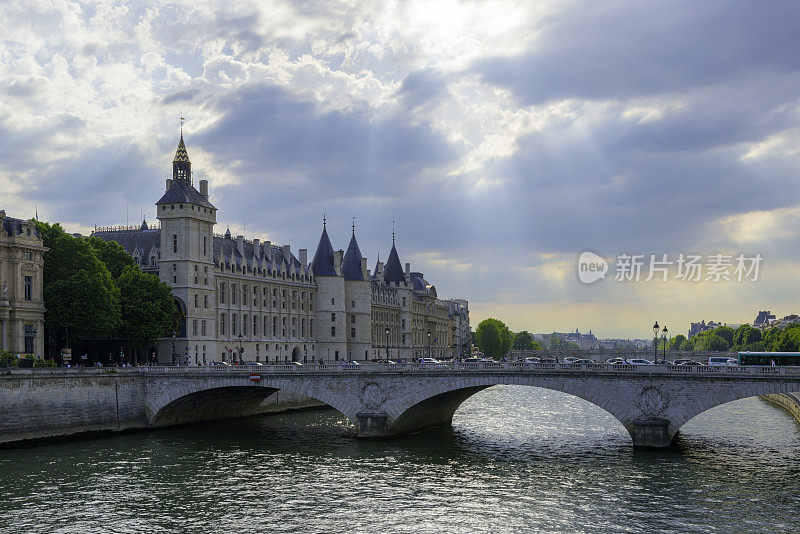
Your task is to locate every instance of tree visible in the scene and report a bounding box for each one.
[0,352,18,367]
[512,331,538,351]
[86,237,136,279]
[714,326,735,346]
[776,325,800,352]
[698,333,729,352]
[474,318,513,359]
[117,266,176,348]
[763,328,782,351]
[43,235,121,343]
[668,334,686,350]
[679,339,694,351]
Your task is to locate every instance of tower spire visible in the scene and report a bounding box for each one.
[323,213,327,230]
[172,124,191,183]
[392,219,396,244]
[352,217,355,237]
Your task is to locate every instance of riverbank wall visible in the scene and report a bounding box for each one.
[760,393,800,424]
[0,368,324,446]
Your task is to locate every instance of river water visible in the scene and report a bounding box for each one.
[2,386,800,533]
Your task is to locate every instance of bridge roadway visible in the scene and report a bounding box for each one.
[141,361,800,448]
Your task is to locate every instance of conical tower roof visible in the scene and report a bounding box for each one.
[173,133,190,163]
[311,222,337,277]
[341,229,364,281]
[383,241,405,284]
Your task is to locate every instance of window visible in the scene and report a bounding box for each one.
[204,295,208,309]
[24,251,32,260]
[253,315,258,336]
[351,300,355,309]
[351,328,355,339]
[201,320,207,336]
[331,297,335,306]
[203,236,207,256]
[173,234,178,253]
[310,320,314,338]
[192,320,198,336]
[331,326,336,337]
[263,316,268,338]
[24,276,33,301]
[220,283,225,304]
[331,313,336,322]
[232,314,238,335]
[351,315,355,324]
[172,264,177,284]
[194,294,198,308]
[232,284,237,305]
[150,256,156,267]
[220,314,226,335]
[273,317,277,337]
[243,315,248,336]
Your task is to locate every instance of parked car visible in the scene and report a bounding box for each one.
[677,360,705,366]
[572,358,595,364]
[673,359,695,366]
[654,360,673,365]
[539,358,557,364]
[286,361,303,366]
[210,361,229,366]
[463,357,481,363]
[562,357,579,364]
[523,357,541,363]
[605,358,627,365]
[418,358,440,364]
[246,361,264,366]
[708,356,737,366]
[627,359,655,365]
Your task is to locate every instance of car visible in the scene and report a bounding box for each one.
[286,361,303,366]
[562,357,579,364]
[463,357,481,363]
[523,357,541,363]
[479,358,495,363]
[627,359,655,365]
[539,357,557,364]
[210,361,229,366]
[677,360,705,366]
[246,361,264,366]
[605,358,627,365]
[654,360,673,365]
[418,358,439,364]
[708,356,737,366]
[572,358,595,364]
[340,360,360,365]
[673,359,694,366]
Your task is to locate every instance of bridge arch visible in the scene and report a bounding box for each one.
[146,377,358,428]
[384,376,632,438]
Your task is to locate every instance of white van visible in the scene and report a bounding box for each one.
[708,356,737,366]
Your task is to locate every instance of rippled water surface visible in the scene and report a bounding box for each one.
[2,386,800,533]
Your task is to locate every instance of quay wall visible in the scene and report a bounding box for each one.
[0,368,324,446]
[761,393,800,424]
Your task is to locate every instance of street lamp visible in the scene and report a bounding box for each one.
[652,322,659,362]
[662,325,668,363]
[238,333,243,365]
[385,326,390,362]
[427,330,431,360]
[171,330,177,366]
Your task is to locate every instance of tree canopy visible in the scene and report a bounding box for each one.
[475,318,513,359]
[117,266,176,348]
[512,331,542,351]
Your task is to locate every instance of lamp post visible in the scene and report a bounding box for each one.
[384,326,390,362]
[171,330,177,366]
[238,333,243,365]
[652,322,659,363]
[427,330,431,360]
[662,325,668,363]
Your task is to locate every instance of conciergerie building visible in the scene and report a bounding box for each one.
[92,132,470,365]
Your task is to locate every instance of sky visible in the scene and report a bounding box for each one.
[1,0,799,339]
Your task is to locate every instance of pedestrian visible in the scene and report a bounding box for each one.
[771,360,776,367]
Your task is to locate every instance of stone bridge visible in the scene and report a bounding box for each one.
[141,362,800,448]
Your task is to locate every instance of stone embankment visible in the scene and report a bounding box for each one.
[761,392,800,424]
[0,368,323,446]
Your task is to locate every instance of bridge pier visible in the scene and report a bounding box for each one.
[630,418,673,448]
[356,412,389,438]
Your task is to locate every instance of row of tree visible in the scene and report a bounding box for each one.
[473,319,547,359]
[662,324,800,353]
[37,222,176,359]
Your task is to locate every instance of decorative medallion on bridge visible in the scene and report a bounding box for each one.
[360,381,387,410]
[638,386,669,416]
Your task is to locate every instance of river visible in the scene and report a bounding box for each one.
[2,386,800,533]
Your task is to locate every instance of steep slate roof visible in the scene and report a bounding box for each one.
[212,235,303,273]
[92,228,161,267]
[156,179,215,209]
[383,242,405,284]
[311,226,337,276]
[341,232,364,281]
[1,217,34,237]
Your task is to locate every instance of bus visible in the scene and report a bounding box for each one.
[738,352,800,366]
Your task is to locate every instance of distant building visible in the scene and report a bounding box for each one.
[0,211,47,356]
[754,310,776,327]
[688,320,722,338]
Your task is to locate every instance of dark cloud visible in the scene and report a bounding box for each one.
[476,0,800,104]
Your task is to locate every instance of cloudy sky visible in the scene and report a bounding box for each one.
[2,0,799,338]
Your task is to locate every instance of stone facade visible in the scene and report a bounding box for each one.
[0,211,47,356]
[92,133,468,364]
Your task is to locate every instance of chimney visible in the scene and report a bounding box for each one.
[405,262,411,282]
[253,239,260,259]
[299,248,307,266]
[236,235,244,256]
[263,241,272,261]
[282,244,291,260]
[361,257,368,278]
[199,179,208,199]
[334,250,343,268]
[165,178,173,191]
[377,261,384,276]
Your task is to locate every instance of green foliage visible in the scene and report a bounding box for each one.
[32,358,56,367]
[475,318,513,359]
[668,334,686,350]
[714,326,735,346]
[697,333,729,352]
[763,328,782,351]
[679,339,694,351]
[0,351,19,367]
[42,234,121,342]
[117,266,176,347]
[548,334,580,350]
[530,340,544,350]
[86,237,136,279]
[776,325,800,352]
[35,221,67,248]
[512,331,537,351]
